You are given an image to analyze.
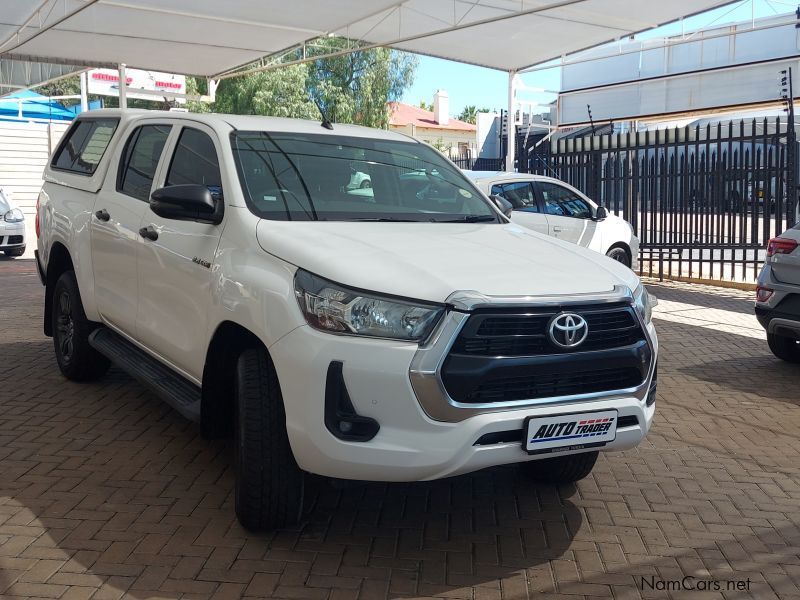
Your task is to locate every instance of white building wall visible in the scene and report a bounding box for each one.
[0,120,70,258]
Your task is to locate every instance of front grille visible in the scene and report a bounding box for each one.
[441,302,651,404]
[453,303,644,356]
[7,235,23,244]
[0,236,4,244]
[463,367,642,403]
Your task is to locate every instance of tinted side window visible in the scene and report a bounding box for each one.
[52,119,118,175]
[166,128,222,195]
[537,182,593,219]
[118,125,171,202]
[490,181,538,211]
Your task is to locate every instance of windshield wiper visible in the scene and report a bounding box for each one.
[436,215,499,223]
[350,217,424,222]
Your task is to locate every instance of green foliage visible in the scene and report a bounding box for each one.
[211,65,318,119]
[206,41,417,127]
[36,75,81,99]
[306,40,417,128]
[419,100,433,111]
[457,105,492,124]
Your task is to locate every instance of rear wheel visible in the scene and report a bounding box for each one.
[51,271,110,381]
[234,346,304,531]
[767,333,800,363]
[359,179,371,189]
[521,451,599,484]
[606,246,631,268]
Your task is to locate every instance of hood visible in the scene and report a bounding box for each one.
[256,220,640,304]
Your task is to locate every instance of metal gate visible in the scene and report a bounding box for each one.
[521,118,799,282]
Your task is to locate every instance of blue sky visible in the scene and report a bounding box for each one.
[401,0,789,117]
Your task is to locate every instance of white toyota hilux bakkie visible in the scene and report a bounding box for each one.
[36,110,658,530]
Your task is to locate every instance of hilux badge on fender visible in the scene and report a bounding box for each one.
[548,312,589,348]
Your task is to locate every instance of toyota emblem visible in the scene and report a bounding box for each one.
[548,313,589,348]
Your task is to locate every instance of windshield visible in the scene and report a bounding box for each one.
[230,131,499,223]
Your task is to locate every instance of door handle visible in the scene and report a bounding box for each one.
[94,209,110,222]
[552,226,563,232]
[139,225,159,241]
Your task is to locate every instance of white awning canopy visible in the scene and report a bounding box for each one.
[1,0,734,79]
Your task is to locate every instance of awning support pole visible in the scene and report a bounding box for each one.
[80,71,88,113]
[506,70,516,172]
[118,63,127,109]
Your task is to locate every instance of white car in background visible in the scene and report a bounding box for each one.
[0,186,26,257]
[466,172,639,269]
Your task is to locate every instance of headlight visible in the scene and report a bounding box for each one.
[633,283,657,324]
[294,270,445,342]
[3,208,24,223]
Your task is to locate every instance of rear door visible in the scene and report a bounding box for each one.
[534,180,598,248]
[135,124,226,380]
[489,180,549,235]
[91,122,172,336]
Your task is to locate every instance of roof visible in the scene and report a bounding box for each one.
[463,171,561,185]
[0,1,734,85]
[388,102,476,132]
[76,109,419,141]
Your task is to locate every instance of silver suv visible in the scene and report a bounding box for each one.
[756,222,800,362]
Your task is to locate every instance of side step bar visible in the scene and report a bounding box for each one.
[89,328,201,422]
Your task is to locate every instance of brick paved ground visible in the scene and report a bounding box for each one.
[1,258,799,600]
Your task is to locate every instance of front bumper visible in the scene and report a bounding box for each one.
[0,222,25,249]
[271,290,658,482]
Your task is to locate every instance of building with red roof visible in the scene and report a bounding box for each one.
[388,90,477,159]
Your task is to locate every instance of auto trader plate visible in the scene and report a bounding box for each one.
[523,410,617,454]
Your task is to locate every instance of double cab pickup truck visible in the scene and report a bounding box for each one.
[36,110,658,530]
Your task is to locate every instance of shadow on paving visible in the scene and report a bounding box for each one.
[646,282,758,316]
[0,337,583,599]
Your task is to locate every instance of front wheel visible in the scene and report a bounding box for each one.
[51,271,110,381]
[606,246,631,268]
[521,451,599,484]
[234,347,304,531]
[767,333,800,363]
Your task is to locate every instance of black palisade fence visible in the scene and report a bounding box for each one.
[520,118,799,283]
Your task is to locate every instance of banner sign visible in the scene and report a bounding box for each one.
[87,68,186,104]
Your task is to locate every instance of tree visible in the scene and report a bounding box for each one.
[419,100,433,111]
[306,40,417,128]
[457,105,477,124]
[457,105,492,124]
[212,65,318,119]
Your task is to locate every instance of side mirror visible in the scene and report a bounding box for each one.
[594,206,609,221]
[150,184,223,225]
[489,194,514,218]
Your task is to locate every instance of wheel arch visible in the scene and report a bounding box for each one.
[43,242,75,337]
[605,241,632,266]
[201,320,268,439]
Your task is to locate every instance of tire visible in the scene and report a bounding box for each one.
[4,246,24,257]
[767,333,800,363]
[51,271,110,381]
[606,246,631,268]
[521,451,599,484]
[359,179,372,189]
[234,346,304,531]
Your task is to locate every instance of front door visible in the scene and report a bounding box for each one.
[136,124,226,381]
[490,181,549,236]
[534,181,598,248]
[91,122,172,336]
